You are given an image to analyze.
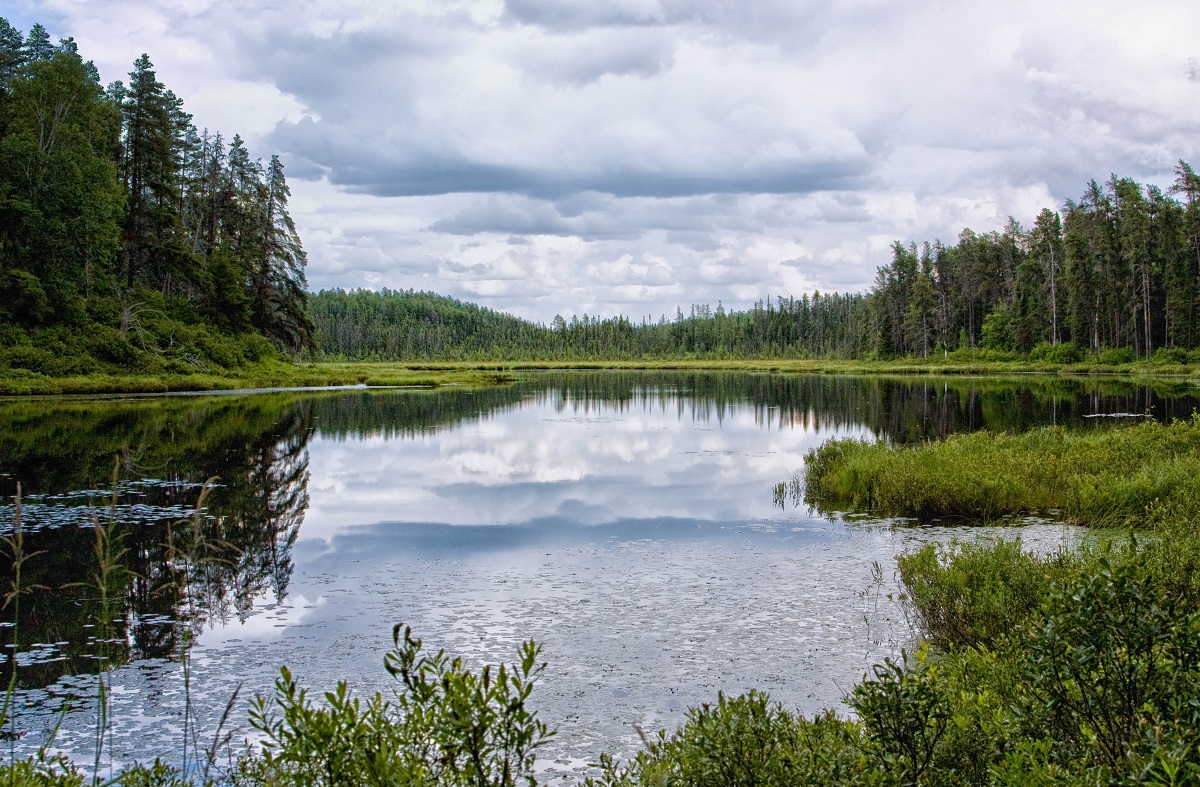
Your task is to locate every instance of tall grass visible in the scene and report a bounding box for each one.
[0,474,239,786]
[802,416,1200,525]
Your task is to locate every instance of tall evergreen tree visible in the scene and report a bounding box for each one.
[1030,208,1064,346]
[255,155,312,352]
[22,23,53,63]
[1171,161,1200,348]
[120,53,185,290]
[0,19,23,91]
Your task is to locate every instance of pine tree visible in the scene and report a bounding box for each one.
[1171,161,1200,348]
[23,23,53,63]
[0,18,24,91]
[255,155,312,352]
[120,53,189,291]
[1030,208,1064,346]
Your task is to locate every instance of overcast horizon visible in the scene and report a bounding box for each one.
[9,0,1200,324]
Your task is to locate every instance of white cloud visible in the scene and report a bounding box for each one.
[14,0,1200,321]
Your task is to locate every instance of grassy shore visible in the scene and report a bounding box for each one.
[4,354,1200,396]
[0,361,520,396]
[801,416,1200,525]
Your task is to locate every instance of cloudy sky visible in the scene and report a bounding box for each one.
[9,0,1200,322]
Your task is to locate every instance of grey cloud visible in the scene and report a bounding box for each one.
[270,103,873,200]
[427,193,762,240]
[502,0,669,31]
[499,0,896,54]
[515,28,675,84]
[218,0,878,202]
[272,114,870,198]
[1187,58,1200,83]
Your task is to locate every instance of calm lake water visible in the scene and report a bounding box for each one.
[1,372,1196,780]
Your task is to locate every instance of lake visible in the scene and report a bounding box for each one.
[0,371,1195,780]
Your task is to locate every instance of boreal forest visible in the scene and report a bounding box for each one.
[310,165,1200,363]
[0,18,311,378]
[6,17,1200,373]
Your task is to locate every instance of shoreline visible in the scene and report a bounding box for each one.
[2,356,1199,397]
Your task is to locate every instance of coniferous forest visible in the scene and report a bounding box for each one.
[6,15,1200,373]
[0,18,311,379]
[310,166,1200,364]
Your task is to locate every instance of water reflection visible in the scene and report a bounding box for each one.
[0,399,313,691]
[0,372,1195,771]
[520,371,1195,441]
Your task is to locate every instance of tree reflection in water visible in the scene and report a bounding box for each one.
[1,372,1198,693]
[0,396,314,691]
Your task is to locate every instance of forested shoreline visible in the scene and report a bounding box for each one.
[0,17,311,382]
[311,166,1200,365]
[6,15,1200,380]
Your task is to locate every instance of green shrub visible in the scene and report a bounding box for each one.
[1151,346,1190,365]
[195,330,240,368]
[897,539,1072,650]
[0,344,58,373]
[236,332,276,363]
[0,269,52,324]
[1029,341,1082,364]
[237,623,554,787]
[851,649,950,786]
[1094,347,1136,365]
[1016,558,1200,771]
[112,761,191,787]
[86,325,140,365]
[586,696,880,787]
[0,323,29,348]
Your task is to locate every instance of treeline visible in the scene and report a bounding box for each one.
[0,18,311,378]
[871,165,1200,360]
[312,165,1200,364]
[309,288,867,360]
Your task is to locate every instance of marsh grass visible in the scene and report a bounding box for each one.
[0,471,245,786]
[0,362,517,397]
[802,416,1200,525]
[2,484,47,754]
[8,352,1200,397]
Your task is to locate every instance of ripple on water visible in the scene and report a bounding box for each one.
[5,518,1081,784]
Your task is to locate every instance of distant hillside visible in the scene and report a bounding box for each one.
[307,288,866,360]
[309,289,549,359]
[313,161,1200,365]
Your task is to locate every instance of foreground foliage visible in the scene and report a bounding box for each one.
[587,550,1200,787]
[5,546,1200,786]
[234,624,552,787]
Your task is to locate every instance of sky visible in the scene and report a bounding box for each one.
[8,0,1200,323]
